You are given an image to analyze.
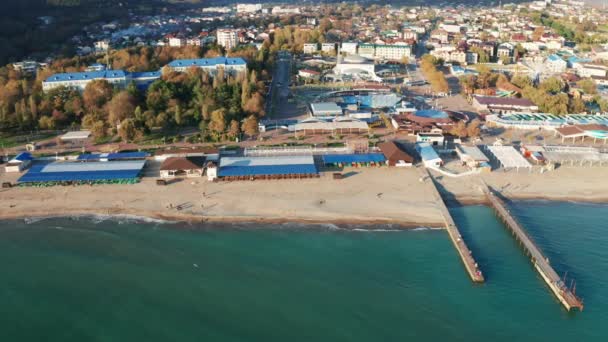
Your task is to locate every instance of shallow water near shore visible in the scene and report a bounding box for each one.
[0,201,607,341]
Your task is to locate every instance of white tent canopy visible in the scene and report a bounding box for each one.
[486,145,531,171]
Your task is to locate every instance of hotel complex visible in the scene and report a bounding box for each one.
[42,57,247,92]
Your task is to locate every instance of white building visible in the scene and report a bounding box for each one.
[236,4,262,13]
[341,42,358,55]
[303,43,319,54]
[12,61,40,74]
[94,40,110,52]
[167,57,247,76]
[545,54,567,74]
[374,44,412,61]
[440,24,463,34]
[168,37,185,47]
[4,152,33,173]
[331,55,380,82]
[321,43,336,54]
[42,70,129,92]
[216,29,239,50]
[574,63,608,78]
[186,38,203,46]
[202,6,232,13]
[271,6,300,14]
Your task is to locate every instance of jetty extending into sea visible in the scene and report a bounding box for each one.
[481,182,584,312]
[423,169,485,283]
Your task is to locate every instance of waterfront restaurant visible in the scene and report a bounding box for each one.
[159,157,206,179]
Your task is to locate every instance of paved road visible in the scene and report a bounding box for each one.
[265,50,292,117]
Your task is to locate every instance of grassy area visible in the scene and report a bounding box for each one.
[0,132,57,149]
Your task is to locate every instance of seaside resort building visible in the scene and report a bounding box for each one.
[42,57,246,92]
[17,152,149,186]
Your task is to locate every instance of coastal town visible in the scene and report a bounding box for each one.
[2,0,608,327]
[2,0,607,199]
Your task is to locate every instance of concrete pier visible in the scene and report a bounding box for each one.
[481,183,584,311]
[423,169,485,283]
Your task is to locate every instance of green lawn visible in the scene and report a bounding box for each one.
[0,132,57,149]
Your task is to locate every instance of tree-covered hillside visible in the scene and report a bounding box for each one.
[0,0,167,65]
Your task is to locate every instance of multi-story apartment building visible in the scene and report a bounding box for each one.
[341,42,358,55]
[169,37,185,47]
[374,44,412,61]
[356,43,411,61]
[216,29,239,50]
[167,57,247,76]
[236,4,262,13]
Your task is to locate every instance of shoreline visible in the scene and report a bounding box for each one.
[0,208,441,229]
[2,167,607,229]
[1,193,606,227]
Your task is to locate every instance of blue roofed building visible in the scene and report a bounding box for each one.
[43,70,129,92]
[42,57,247,92]
[18,160,146,184]
[167,57,247,75]
[544,54,567,74]
[77,152,149,162]
[415,142,443,168]
[130,71,162,90]
[218,155,318,179]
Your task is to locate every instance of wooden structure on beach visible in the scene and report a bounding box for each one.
[423,169,485,283]
[481,182,584,311]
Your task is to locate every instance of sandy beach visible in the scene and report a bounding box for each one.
[1,165,606,226]
[0,167,445,227]
[433,166,608,204]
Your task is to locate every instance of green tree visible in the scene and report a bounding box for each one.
[38,115,56,130]
[209,109,226,138]
[568,97,586,114]
[511,75,533,89]
[466,119,481,138]
[450,121,467,138]
[118,118,137,142]
[91,121,107,140]
[540,77,563,93]
[228,119,241,140]
[174,104,183,126]
[83,79,113,109]
[241,115,259,137]
[577,78,597,95]
[107,91,135,127]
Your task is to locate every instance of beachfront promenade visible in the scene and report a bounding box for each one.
[481,183,584,311]
[422,169,485,283]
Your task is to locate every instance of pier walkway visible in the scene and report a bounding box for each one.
[481,183,584,311]
[422,169,484,283]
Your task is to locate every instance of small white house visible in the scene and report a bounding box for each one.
[4,152,33,173]
[415,143,443,168]
[416,129,445,146]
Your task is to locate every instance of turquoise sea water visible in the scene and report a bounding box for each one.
[0,201,607,341]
